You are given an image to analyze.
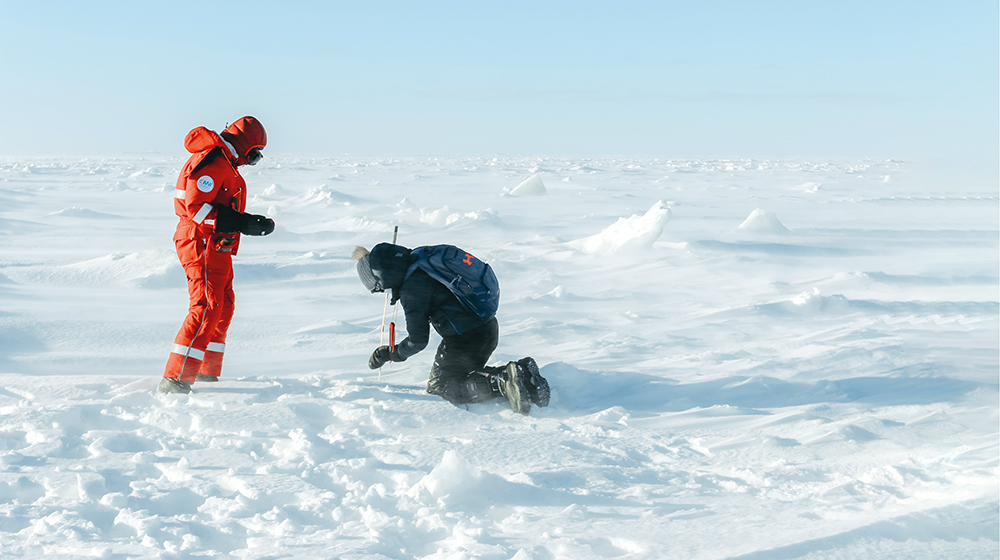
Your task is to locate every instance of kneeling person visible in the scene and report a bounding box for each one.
[353,243,549,414]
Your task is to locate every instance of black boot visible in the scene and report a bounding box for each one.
[495,362,530,414]
[463,372,501,403]
[517,357,549,407]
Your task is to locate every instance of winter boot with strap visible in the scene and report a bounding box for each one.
[462,372,500,403]
[517,357,550,407]
[489,362,530,414]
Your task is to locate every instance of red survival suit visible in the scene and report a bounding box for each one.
[163,117,268,384]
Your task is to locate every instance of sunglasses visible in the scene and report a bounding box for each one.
[246,147,264,166]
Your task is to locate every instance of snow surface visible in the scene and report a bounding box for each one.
[0,155,997,559]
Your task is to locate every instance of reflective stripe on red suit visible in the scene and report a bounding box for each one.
[164,127,245,383]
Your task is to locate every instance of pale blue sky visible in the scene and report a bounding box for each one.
[1,1,996,168]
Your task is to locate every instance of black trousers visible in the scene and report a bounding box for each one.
[427,318,500,404]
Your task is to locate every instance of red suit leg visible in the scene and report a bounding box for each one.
[163,239,233,384]
[198,274,235,378]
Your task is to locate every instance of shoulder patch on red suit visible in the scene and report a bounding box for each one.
[197,176,215,192]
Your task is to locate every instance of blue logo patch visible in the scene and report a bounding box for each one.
[197,176,215,193]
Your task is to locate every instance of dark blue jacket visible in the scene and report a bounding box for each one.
[394,268,488,359]
[367,243,489,361]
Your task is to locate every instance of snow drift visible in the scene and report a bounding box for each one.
[572,200,672,253]
[737,208,790,234]
[509,174,546,196]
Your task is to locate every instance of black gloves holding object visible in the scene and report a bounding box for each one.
[214,204,275,236]
[369,345,404,369]
[243,214,275,236]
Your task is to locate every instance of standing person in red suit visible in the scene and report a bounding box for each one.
[159,116,275,394]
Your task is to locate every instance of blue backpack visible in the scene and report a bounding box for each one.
[404,245,500,322]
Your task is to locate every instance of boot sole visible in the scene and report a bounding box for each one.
[504,362,531,414]
[519,357,550,407]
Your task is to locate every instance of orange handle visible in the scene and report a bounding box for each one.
[389,322,395,352]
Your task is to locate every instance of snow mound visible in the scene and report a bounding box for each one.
[420,206,500,228]
[291,215,387,235]
[294,320,369,335]
[3,250,182,288]
[285,185,365,208]
[128,262,185,289]
[510,174,546,196]
[51,207,123,219]
[572,200,671,254]
[128,167,165,179]
[756,287,850,316]
[420,205,456,227]
[396,197,419,211]
[260,184,285,197]
[790,287,848,312]
[407,450,483,502]
[737,208,790,234]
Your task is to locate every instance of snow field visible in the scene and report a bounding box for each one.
[0,155,996,559]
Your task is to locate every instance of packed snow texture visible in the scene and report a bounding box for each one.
[0,155,997,559]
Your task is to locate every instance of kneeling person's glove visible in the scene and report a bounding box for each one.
[368,345,403,369]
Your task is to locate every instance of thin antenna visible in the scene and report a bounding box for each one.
[379,226,400,381]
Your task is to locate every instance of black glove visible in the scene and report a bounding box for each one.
[368,346,402,369]
[213,205,274,236]
[214,204,244,234]
[243,214,275,236]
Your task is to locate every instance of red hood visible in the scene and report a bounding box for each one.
[221,116,267,158]
[183,126,228,155]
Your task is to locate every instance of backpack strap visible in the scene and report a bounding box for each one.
[403,246,427,282]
